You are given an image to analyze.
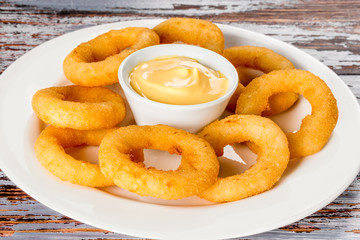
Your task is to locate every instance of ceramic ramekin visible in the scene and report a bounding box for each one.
[118,44,238,133]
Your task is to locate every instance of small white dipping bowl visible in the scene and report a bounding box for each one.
[118,44,238,133]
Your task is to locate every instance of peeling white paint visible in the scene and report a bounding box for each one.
[7,0,300,14]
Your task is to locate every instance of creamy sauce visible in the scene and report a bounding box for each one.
[129,56,229,105]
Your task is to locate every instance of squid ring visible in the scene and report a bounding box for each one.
[223,46,298,115]
[34,126,114,187]
[32,85,126,130]
[153,17,224,54]
[98,125,219,200]
[197,114,289,202]
[235,69,338,158]
[63,27,160,86]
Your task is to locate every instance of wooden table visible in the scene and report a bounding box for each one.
[1,0,359,239]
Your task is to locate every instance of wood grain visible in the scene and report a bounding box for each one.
[1,0,359,239]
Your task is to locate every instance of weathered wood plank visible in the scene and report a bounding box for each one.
[1,1,359,75]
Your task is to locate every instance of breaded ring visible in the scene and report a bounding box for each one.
[32,85,126,130]
[63,27,160,86]
[98,125,219,200]
[223,46,298,115]
[235,69,338,158]
[153,17,224,54]
[197,114,289,202]
[34,126,114,187]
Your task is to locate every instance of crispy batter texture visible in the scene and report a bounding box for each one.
[197,114,289,202]
[63,27,160,86]
[98,125,219,200]
[32,85,126,130]
[236,69,338,158]
[153,17,224,54]
[34,126,114,187]
[223,46,298,115]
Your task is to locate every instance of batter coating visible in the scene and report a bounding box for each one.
[32,86,126,130]
[236,69,338,158]
[153,18,224,54]
[34,126,114,187]
[99,125,219,200]
[63,27,159,86]
[198,114,290,202]
[223,46,297,115]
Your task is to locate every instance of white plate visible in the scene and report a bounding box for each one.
[1,19,360,240]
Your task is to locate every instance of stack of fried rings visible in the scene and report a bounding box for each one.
[32,85,127,187]
[33,26,160,186]
[32,17,338,203]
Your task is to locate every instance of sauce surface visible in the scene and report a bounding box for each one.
[129,56,229,105]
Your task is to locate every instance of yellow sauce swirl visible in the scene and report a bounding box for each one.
[129,56,229,105]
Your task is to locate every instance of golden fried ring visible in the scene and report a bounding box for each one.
[34,126,114,187]
[32,86,126,130]
[235,69,338,158]
[63,27,160,86]
[98,125,219,200]
[153,17,224,54]
[197,114,289,202]
[223,46,298,115]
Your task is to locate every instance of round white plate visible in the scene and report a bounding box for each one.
[1,19,359,240]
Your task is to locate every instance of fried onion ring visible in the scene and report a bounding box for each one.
[34,126,114,187]
[235,69,338,158]
[32,85,126,130]
[197,114,289,202]
[223,46,298,115]
[63,27,160,86]
[153,17,224,54]
[98,125,219,200]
